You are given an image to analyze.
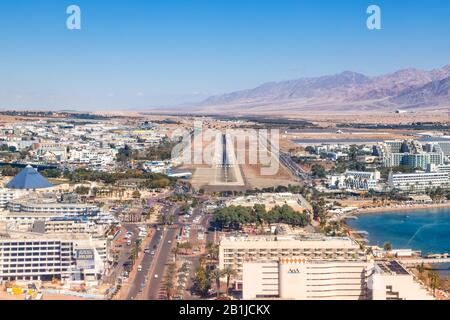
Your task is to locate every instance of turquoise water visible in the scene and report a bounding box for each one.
[347,207,450,277]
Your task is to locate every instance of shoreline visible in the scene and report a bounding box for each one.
[344,202,450,248]
[353,202,450,215]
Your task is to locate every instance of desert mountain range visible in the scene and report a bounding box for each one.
[185,65,450,115]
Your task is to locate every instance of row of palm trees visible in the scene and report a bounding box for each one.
[193,265,238,298]
[193,242,237,298]
[172,242,193,259]
[162,263,177,300]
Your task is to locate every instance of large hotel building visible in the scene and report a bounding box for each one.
[388,171,449,193]
[219,234,433,300]
[0,228,108,283]
[219,234,366,280]
[243,259,433,300]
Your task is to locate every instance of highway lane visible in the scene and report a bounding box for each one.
[279,151,311,181]
[126,227,163,300]
[131,202,216,300]
[136,205,181,300]
[145,225,179,299]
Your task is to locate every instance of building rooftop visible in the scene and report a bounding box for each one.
[376,261,410,275]
[220,234,360,249]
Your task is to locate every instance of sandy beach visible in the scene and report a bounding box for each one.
[354,202,450,215]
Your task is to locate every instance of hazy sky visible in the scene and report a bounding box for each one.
[0,0,449,110]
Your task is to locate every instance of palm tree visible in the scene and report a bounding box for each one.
[210,268,223,298]
[428,271,440,294]
[222,266,237,296]
[199,256,207,267]
[172,244,180,260]
[164,278,175,300]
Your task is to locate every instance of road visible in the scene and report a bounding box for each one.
[279,151,311,181]
[126,227,164,300]
[123,201,179,299]
[145,225,179,299]
[122,200,218,300]
[130,205,181,300]
[103,223,140,286]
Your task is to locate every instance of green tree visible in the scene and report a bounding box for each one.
[132,190,141,199]
[383,242,392,251]
[193,266,211,297]
[40,168,62,178]
[210,268,223,298]
[311,164,326,178]
[74,186,90,195]
[428,270,440,293]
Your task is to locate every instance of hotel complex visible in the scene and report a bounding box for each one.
[388,171,450,193]
[243,258,433,300]
[219,234,366,279]
[329,170,381,191]
[376,140,446,170]
[220,234,435,300]
[0,228,108,283]
[0,166,115,285]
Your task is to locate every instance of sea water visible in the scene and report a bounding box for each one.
[347,207,450,277]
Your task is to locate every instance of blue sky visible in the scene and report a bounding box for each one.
[0,0,449,110]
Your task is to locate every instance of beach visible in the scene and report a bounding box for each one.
[354,202,450,215]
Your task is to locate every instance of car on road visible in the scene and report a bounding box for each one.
[154,274,158,279]
[137,265,142,272]
[127,240,132,246]
[168,240,172,244]
[150,251,155,255]
[144,247,150,253]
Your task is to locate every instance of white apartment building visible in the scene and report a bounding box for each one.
[7,198,99,215]
[388,171,449,193]
[0,196,101,226]
[427,164,450,174]
[368,261,433,300]
[143,161,173,174]
[0,189,25,209]
[243,259,433,300]
[0,231,108,283]
[329,170,380,191]
[42,217,99,235]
